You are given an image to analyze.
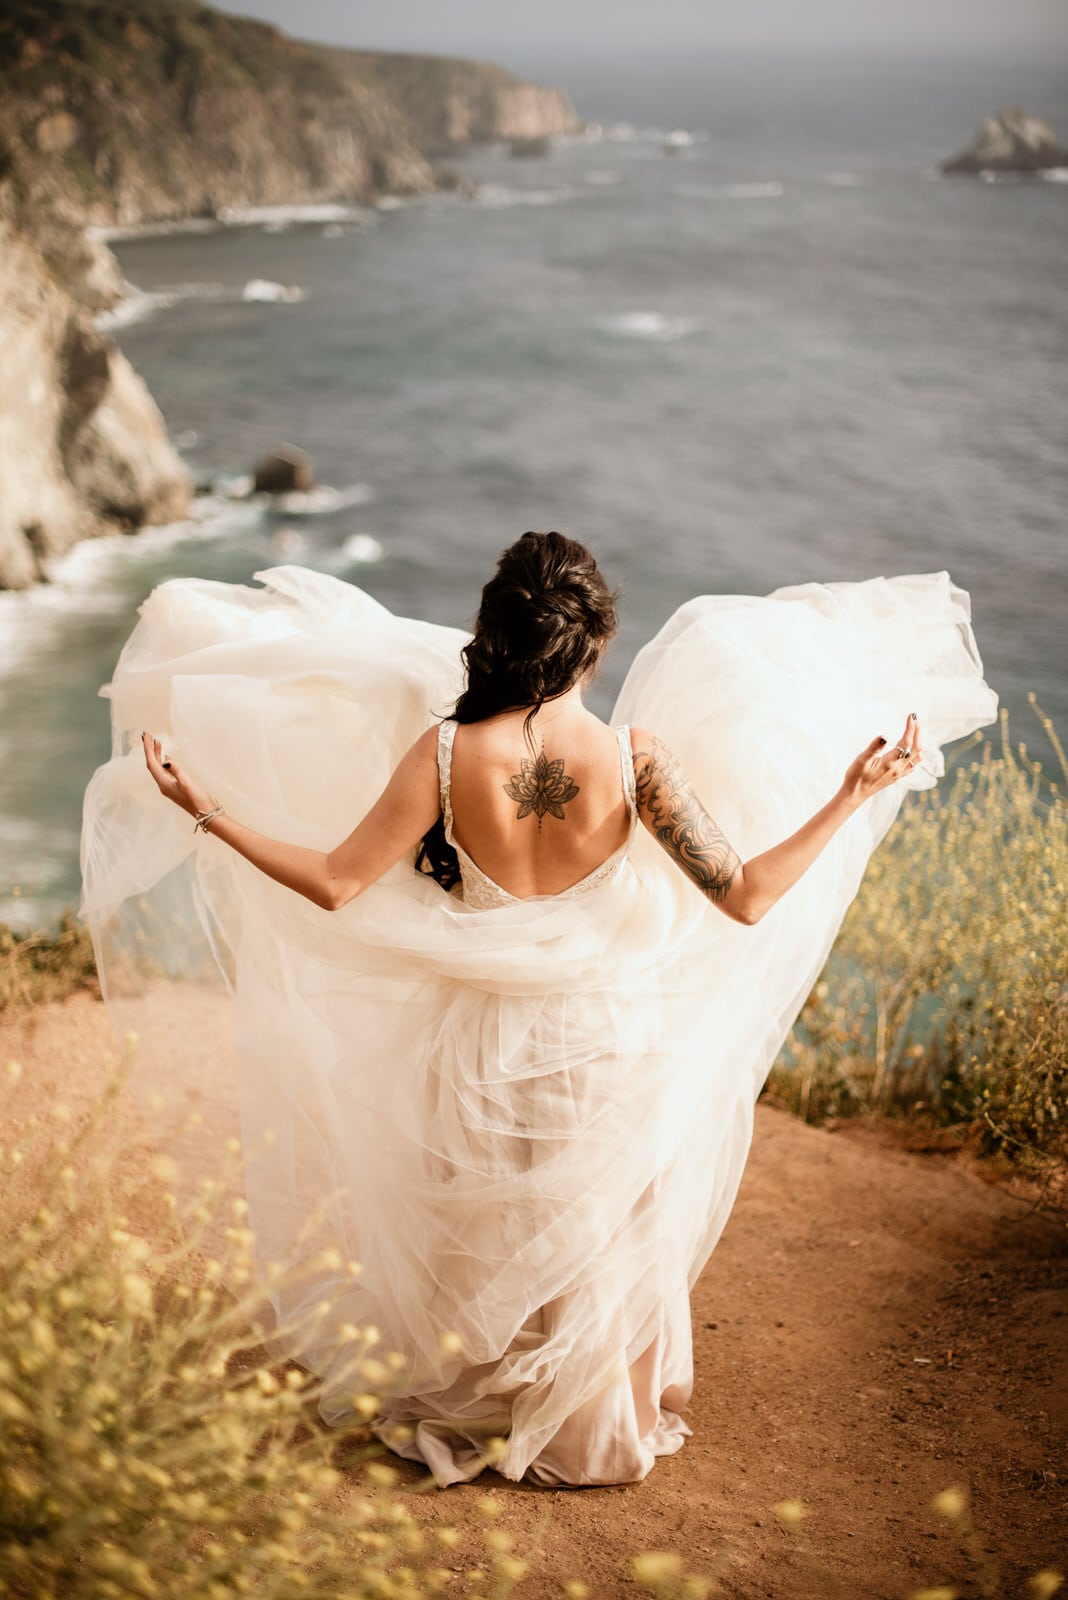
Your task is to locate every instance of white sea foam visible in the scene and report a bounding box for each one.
[315,533,386,571]
[723,181,784,199]
[676,180,784,202]
[241,279,306,304]
[217,202,373,226]
[88,218,221,242]
[1041,167,1068,183]
[269,529,307,559]
[598,311,700,343]
[0,507,255,682]
[96,277,307,332]
[341,533,384,564]
[585,170,622,187]
[825,171,866,187]
[257,483,374,516]
[473,183,575,209]
[96,280,226,332]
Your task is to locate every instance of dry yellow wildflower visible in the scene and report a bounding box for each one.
[631,1551,683,1584]
[496,1554,528,1583]
[774,1499,807,1527]
[930,1487,968,1521]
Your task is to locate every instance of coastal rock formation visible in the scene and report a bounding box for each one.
[0,4,579,229]
[0,8,433,229]
[345,52,582,156]
[0,192,190,589]
[0,0,579,587]
[942,109,1068,175]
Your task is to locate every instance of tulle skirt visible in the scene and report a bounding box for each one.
[80,566,997,1486]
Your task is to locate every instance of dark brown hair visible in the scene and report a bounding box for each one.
[416,531,619,891]
[453,530,619,734]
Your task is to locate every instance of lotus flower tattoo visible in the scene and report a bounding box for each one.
[504,751,580,824]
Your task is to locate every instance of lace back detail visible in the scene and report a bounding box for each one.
[437,720,457,843]
[437,721,636,910]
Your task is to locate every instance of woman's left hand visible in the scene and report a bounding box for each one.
[142,732,218,821]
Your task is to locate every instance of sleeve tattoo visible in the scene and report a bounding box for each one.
[633,735,741,904]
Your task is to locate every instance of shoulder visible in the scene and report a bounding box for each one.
[627,728,690,808]
[628,726,676,767]
[389,724,442,781]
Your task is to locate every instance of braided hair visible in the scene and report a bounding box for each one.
[415,531,619,891]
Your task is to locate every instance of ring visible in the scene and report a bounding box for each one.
[894,746,911,760]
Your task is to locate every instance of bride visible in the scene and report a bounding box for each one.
[82,531,997,1487]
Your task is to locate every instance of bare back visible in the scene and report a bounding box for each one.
[444,703,633,900]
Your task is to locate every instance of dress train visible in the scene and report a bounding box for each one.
[79,566,997,1485]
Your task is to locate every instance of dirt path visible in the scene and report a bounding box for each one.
[3,992,1065,1598]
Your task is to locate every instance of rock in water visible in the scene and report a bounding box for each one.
[942,109,1068,175]
[252,446,316,495]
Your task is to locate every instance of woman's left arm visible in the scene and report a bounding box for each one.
[141,729,441,911]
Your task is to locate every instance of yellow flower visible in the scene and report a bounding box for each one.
[631,1552,682,1584]
[930,1487,968,1521]
[774,1499,807,1528]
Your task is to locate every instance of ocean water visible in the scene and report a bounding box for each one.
[2,53,1066,930]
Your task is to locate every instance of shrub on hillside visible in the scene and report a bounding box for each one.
[769,704,1067,1172]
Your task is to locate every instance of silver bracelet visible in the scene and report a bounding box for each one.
[193,801,224,834]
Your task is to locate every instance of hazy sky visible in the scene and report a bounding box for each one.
[217,0,1066,70]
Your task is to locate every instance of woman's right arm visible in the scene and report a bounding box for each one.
[631,717,920,925]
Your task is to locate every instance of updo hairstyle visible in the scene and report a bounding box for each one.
[415,531,619,892]
[453,530,619,734]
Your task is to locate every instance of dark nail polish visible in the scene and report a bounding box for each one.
[876,737,886,746]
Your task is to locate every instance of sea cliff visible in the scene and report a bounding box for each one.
[0,0,579,587]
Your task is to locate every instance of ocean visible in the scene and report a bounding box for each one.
[2,52,1065,931]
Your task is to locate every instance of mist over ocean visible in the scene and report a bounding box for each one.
[2,52,1066,930]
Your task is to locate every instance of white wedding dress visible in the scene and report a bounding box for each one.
[80,565,997,1487]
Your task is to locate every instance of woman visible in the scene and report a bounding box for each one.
[82,533,997,1487]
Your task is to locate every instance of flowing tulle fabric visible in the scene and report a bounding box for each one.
[80,566,997,1486]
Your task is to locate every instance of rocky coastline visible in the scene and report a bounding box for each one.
[0,0,579,589]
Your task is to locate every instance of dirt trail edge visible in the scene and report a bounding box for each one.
[3,992,1065,1598]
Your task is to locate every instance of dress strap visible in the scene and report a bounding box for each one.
[615,723,637,820]
[437,720,457,843]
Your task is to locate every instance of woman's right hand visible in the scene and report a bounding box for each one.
[840,714,922,809]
